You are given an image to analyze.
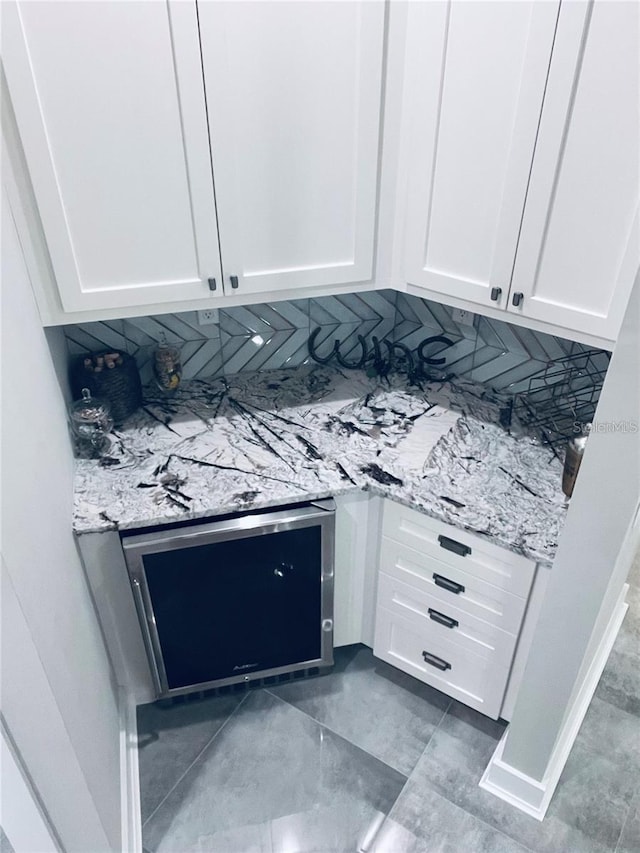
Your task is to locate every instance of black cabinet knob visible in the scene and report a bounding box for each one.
[230,275,239,290]
[490,287,502,302]
[512,291,524,307]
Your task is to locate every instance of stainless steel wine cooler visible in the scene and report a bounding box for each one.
[122,499,335,699]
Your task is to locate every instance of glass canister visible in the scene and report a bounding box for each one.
[69,388,114,458]
[153,336,182,394]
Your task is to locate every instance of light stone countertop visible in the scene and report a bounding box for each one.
[73,365,568,564]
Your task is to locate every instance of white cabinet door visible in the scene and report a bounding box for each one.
[401,1,559,308]
[3,1,222,312]
[508,0,640,340]
[198,0,384,297]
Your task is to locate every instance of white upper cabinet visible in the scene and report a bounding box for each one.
[197,0,385,296]
[399,0,639,344]
[3,1,222,312]
[508,0,640,340]
[400,1,559,308]
[3,0,636,344]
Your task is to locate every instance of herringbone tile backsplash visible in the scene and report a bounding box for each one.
[63,290,610,397]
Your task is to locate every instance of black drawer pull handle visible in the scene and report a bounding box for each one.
[422,650,452,671]
[230,275,239,289]
[512,291,524,307]
[433,573,465,595]
[490,286,502,302]
[438,535,471,557]
[428,608,459,629]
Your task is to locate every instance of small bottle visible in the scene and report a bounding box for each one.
[562,434,588,498]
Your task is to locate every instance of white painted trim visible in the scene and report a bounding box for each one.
[119,689,142,853]
[479,583,630,820]
[500,563,550,722]
[1,720,62,852]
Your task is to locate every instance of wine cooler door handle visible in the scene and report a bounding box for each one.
[131,577,164,695]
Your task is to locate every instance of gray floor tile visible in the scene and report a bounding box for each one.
[616,790,640,853]
[578,696,640,778]
[626,549,640,590]
[137,691,245,821]
[371,786,530,853]
[406,700,636,853]
[268,645,450,775]
[595,582,640,718]
[0,827,14,853]
[142,689,406,853]
[617,583,640,648]
[596,647,640,718]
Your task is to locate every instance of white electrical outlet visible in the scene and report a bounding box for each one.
[451,307,475,328]
[197,308,219,326]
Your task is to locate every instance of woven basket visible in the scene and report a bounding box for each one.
[70,351,142,425]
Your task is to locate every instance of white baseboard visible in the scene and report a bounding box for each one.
[119,689,142,853]
[479,583,629,821]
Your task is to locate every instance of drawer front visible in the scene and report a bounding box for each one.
[382,502,535,597]
[377,572,517,667]
[374,607,508,719]
[379,538,527,634]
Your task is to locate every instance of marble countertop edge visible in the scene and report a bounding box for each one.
[73,478,555,566]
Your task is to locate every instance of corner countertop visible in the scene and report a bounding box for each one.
[73,365,568,564]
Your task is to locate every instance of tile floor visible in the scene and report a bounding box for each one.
[137,554,640,853]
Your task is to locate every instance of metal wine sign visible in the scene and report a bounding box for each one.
[307,327,454,381]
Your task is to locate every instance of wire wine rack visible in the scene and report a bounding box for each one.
[511,349,611,458]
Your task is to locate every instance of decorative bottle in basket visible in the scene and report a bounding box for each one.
[153,335,182,394]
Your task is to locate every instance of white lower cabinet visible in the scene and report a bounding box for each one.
[376,572,517,669]
[375,608,510,720]
[378,539,529,635]
[373,501,538,720]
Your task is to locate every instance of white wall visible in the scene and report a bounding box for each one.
[1,173,122,849]
[500,266,640,781]
[570,498,640,708]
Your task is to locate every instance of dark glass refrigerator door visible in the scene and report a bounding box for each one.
[141,525,322,690]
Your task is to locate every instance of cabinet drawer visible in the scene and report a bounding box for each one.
[374,608,508,719]
[377,572,517,668]
[379,538,527,634]
[382,502,535,597]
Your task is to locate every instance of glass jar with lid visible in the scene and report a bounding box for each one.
[153,334,182,394]
[69,388,113,458]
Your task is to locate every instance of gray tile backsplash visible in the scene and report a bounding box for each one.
[63,290,608,398]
